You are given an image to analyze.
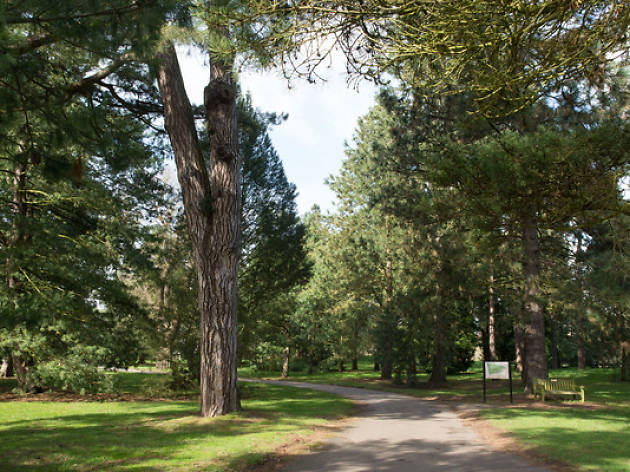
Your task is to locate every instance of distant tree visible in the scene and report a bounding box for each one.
[236,96,309,376]
[430,122,630,390]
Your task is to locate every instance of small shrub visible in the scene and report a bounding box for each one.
[169,358,195,391]
[32,357,113,394]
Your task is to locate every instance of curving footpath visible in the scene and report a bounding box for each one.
[244,379,549,472]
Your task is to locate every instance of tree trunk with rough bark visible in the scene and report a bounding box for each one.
[157,44,240,417]
[430,309,447,383]
[513,295,526,378]
[380,254,394,380]
[522,222,547,393]
[352,357,358,371]
[575,232,587,370]
[488,273,497,361]
[550,313,560,370]
[621,343,630,381]
[576,314,587,369]
[7,158,31,390]
[13,355,34,391]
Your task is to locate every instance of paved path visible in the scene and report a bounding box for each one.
[244,379,548,472]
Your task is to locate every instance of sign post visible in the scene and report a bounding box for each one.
[483,361,513,403]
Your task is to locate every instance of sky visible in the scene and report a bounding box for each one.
[176,48,377,214]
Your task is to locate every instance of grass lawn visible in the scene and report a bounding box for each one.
[481,403,630,472]
[242,361,630,472]
[239,360,519,401]
[0,379,353,472]
[481,368,630,472]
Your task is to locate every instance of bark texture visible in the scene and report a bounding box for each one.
[488,273,497,361]
[622,343,630,382]
[513,297,526,377]
[430,308,447,383]
[380,255,394,380]
[522,222,547,392]
[576,314,587,369]
[157,44,240,417]
[550,313,560,370]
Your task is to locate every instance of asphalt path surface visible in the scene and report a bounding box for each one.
[243,379,549,472]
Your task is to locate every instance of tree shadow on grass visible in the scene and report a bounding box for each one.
[482,407,630,472]
[0,384,352,471]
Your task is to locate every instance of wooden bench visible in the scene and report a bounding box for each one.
[533,378,585,403]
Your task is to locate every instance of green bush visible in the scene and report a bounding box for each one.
[32,356,113,394]
[169,357,196,391]
[0,326,113,394]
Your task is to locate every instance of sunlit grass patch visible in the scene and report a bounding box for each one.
[481,405,630,472]
[0,381,352,472]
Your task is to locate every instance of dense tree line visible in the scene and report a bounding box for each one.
[2,0,629,417]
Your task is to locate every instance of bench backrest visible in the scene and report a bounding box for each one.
[544,378,576,391]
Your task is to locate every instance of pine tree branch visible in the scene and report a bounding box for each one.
[64,54,133,100]
[5,0,153,25]
[4,33,55,55]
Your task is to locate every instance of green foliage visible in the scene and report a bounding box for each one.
[239,1,630,115]
[0,0,176,391]
[0,326,113,393]
[136,94,307,378]
[32,353,113,395]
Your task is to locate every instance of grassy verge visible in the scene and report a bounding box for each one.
[479,368,630,472]
[480,404,630,472]
[0,379,353,472]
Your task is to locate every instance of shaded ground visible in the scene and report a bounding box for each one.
[244,379,551,472]
[0,381,353,472]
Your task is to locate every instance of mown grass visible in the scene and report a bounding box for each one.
[0,379,352,472]
[480,367,630,472]
[239,360,520,401]
[481,404,630,472]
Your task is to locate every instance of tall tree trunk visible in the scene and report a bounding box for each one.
[575,231,586,370]
[373,359,380,371]
[407,352,417,385]
[513,294,526,378]
[282,346,290,378]
[621,342,630,382]
[157,44,240,417]
[430,309,447,383]
[351,357,358,371]
[7,158,31,390]
[488,272,497,361]
[380,253,394,380]
[576,313,587,369]
[550,312,560,370]
[522,222,547,393]
[13,354,34,392]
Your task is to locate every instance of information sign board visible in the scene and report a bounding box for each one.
[483,361,513,403]
[485,361,510,379]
